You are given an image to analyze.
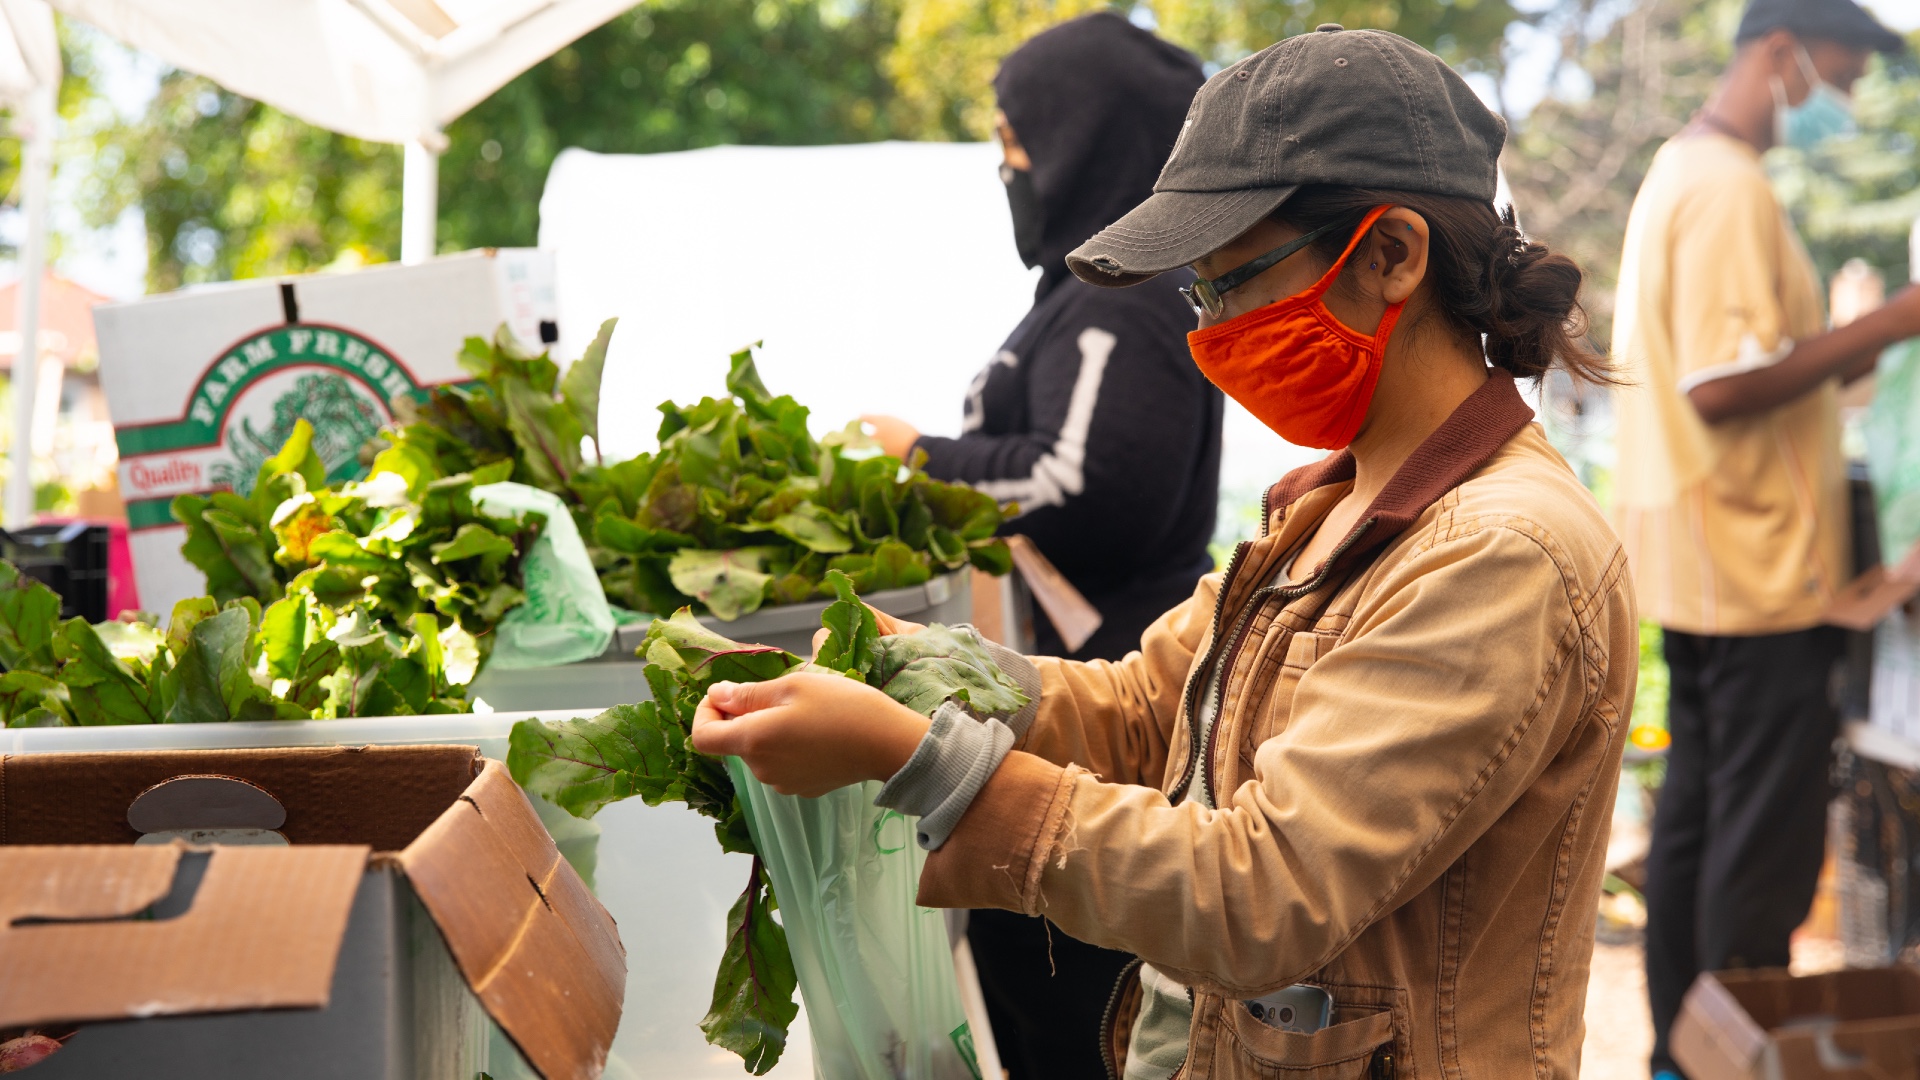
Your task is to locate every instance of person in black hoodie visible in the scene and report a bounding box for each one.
[859,13,1217,1077]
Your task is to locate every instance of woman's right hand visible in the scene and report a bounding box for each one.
[810,603,925,659]
[691,672,930,796]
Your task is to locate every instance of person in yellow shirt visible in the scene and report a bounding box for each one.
[1610,0,1914,1074]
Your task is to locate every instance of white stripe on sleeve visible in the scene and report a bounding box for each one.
[974,327,1115,512]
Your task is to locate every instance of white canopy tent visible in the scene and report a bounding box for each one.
[47,0,639,262]
[0,0,59,528]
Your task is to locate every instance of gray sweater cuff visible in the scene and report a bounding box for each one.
[875,700,1015,850]
[977,634,1042,737]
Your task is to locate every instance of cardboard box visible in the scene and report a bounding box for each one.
[1672,967,1920,1079]
[92,251,556,617]
[0,744,623,1079]
[0,710,821,1077]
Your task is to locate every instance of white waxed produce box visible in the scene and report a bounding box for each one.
[1,713,814,1079]
[92,251,556,619]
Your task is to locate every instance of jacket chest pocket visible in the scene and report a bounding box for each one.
[1229,629,1337,784]
[1189,993,1398,1079]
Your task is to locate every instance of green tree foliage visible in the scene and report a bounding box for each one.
[1771,41,1920,285]
[66,0,1527,284]
[1501,0,1735,345]
[882,0,1523,140]
[441,0,903,249]
[1506,0,1920,343]
[67,55,401,291]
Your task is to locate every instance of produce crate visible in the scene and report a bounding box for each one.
[2,522,109,622]
[468,570,973,712]
[2,713,788,1079]
[1835,723,1920,967]
[2,706,994,1079]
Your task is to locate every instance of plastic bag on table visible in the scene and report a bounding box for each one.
[729,760,983,1080]
[1866,338,1920,559]
[471,482,617,668]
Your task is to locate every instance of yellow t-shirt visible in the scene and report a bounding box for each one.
[1611,133,1846,635]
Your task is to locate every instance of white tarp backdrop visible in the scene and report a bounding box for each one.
[538,139,1324,543]
[541,142,1041,453]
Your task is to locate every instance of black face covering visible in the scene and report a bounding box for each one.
[1001,163,1044,269]
[993,12,1203,293]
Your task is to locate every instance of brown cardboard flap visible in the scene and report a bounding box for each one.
[1672,971,1771,1080]
[1674,968,1920,1080]
[0,844,369,1029]
[0,843,180,925]
[1825,540,1920,631]
[1007,534,1103,652]
[399,760,624,1080]
[0,744,482,848]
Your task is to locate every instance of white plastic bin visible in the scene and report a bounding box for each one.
[468,571,974,712]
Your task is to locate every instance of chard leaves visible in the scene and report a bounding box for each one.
[700,858,798,1075]
[579,344,1012,619]
[505,569,1027,1074]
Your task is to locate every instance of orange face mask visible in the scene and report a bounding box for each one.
[1187,206,1403,451]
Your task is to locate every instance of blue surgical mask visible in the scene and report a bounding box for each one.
[1772,45,1855,150]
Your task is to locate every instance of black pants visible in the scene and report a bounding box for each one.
[1644,625,1842,1074]
[968,908,1134,1079]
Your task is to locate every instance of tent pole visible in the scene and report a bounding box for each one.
[401,135,440,265]
[7,85,54,529]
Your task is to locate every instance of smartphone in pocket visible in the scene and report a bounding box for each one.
[1244,984,1333,1034]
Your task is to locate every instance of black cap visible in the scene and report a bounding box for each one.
[1067,27,1506,287]
[1735,0,1904,53]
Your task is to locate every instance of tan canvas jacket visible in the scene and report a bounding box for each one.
[922,374,1636,1079]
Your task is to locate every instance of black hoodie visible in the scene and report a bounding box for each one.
[914,12,1221,661]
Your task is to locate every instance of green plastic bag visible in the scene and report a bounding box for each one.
[729,761,984,1080]
[472,482,616,668]
[1866,338,1920,559]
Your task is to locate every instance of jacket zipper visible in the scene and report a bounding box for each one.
[1179,518,1375,807]
[1097,958,1144,1080]
[1168,538,1252,804]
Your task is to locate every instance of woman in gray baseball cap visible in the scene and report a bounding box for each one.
[693,27,1631,1078]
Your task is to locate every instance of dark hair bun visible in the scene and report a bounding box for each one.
[1277,187,1610,385]
[1478,206,1591,380]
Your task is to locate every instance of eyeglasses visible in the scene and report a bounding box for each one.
[1180,214,1360,319]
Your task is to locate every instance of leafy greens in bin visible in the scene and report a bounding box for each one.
[0,556,474,727]
[377,321,1014,621]
[591,348,1013,619]
[171,416,542,695]
[506,569,1028,1074]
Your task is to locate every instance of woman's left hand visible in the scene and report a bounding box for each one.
[860,414,920,460]
[691,671,931,797]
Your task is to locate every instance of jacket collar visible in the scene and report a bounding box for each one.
[1264,372,1535,578]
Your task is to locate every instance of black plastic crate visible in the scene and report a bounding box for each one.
[2,522,109,623]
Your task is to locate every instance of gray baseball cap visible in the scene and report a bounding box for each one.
[1067,25,1508,287]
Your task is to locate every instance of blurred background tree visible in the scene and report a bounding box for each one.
[55,0,1524,286]
[883,0,1521,140]
[65,69,401,291]
[1503,0,1920,346]
[1501,0,1733,348]
[40,0,1920,302]
[1772,41,1920,286]
[440,0,903,250]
